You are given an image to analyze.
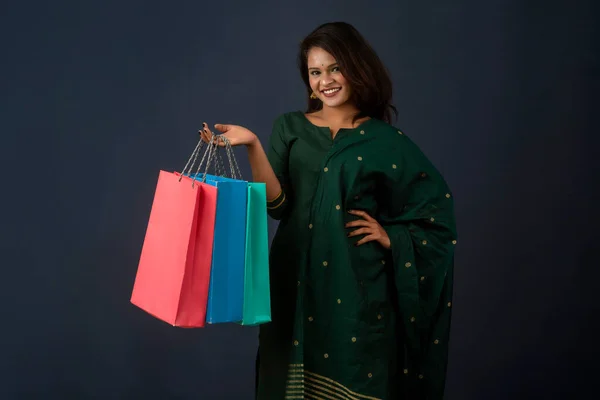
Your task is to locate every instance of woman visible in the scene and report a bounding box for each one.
[201,22,457,400]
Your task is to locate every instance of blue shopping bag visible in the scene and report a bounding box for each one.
[190,172,247,324]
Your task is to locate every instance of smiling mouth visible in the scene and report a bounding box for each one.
[321,88,341,95]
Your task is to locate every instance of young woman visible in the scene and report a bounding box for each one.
[201,22,457,400]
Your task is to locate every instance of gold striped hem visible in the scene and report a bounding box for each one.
[305,385,342,400]
[305,380,352,400]
[284,366,381,400]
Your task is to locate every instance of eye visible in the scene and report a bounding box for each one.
[332,66,340,72]
[310,70,320,76]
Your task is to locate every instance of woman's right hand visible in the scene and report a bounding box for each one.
[199,122,258,147]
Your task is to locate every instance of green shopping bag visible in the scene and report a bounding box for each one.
[240,182,272,326]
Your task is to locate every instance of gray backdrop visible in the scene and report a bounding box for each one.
[1,0,597,399]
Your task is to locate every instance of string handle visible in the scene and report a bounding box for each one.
[178,132,218,186]
[218,135,244,180]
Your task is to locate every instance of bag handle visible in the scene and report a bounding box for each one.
[178,133,219,187]
[217,135,244,180]
[212,142,227,177]
[179,139,204,180]
[191,138,220,185]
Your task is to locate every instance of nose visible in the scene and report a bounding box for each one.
[321,73,334,86]
[322,79,333,85]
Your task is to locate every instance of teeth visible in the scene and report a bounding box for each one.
[323,88,340,94]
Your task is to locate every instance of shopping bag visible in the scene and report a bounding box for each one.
[195,135,271,326]
[240,181,272,326]
[130,140,218,327]
[192,173,248,324]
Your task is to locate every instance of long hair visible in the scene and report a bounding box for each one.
[298,22,397,124]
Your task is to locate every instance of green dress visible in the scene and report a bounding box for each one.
[257,111,457,400]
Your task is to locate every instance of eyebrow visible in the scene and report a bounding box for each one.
[308,63,338,70]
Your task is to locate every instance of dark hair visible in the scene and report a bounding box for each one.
[298,22,397,124]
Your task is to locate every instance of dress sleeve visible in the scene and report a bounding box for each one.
[379,133,457,399]
[266,116,292,221]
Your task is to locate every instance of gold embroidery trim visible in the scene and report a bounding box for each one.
[267,191,286,210]
[304,385,340,400]
[305,380,351,400]
[285,365,381,400]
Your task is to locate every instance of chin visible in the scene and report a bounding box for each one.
[323,98,350,108]
[322,94,351,108]
[322,100,344,108]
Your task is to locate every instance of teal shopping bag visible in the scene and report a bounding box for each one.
[240,182,271,326]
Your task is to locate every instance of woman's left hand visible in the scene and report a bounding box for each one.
[345,210,391,249]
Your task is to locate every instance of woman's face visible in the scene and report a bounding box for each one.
[307,47,352,108]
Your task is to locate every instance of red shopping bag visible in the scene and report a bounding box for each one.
[130,170,218,327]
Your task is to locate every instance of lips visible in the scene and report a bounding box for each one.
[321,87,341,95]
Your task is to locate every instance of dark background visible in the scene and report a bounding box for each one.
[1,0,597,399]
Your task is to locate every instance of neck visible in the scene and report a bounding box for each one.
[320,103,361,124]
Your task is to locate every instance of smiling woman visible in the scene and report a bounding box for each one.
[200,21,457,400]
[299,22,396,128]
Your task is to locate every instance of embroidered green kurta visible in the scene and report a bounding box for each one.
[257,111,457,400]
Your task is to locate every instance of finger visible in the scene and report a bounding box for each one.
[347,209,376,222]
[198,126,209,143]
[355,234,378,246]
[200,131,212,144]
[206,132,218,145]
[345,220,373,228]
[202,122,215,136]
[214,123,230,133]
[199,122,213,142]
[203,129,213,144]
[347,227,373,238]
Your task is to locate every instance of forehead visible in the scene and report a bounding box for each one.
[307,47,337,67]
